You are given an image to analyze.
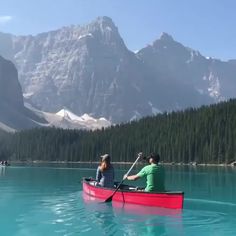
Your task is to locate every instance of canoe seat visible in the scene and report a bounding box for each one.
[114,182,144,191]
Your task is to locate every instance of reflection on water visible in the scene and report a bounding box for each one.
[83,192,183,236]
[113,201,182,216]
[83,200,172,236]
[84,200,119,236]
[0,166,6,176]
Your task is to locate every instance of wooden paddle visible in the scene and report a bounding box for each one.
[104,152,143,203]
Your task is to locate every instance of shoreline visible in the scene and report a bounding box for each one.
[9,160,236,167]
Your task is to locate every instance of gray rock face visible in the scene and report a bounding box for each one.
[0,55,23,109]
[137,33,236,103]
[0,17,236,123]
[0,56,46,130]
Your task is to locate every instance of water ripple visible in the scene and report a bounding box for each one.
[185,198,236,206]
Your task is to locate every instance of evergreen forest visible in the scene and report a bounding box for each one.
[0,99,236,164]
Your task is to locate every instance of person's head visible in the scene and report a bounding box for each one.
[99,154,111,171]
[147,153,160,164]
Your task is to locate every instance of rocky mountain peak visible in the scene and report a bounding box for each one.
[95,16,115,28]
[87,16,125,48]
[159,32,174,41]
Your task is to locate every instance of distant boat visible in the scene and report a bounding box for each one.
[0,161,10,167]
[82,178,184,209]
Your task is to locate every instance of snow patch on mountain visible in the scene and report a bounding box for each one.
[0,122,15,132]
[23,92,34,98]
[130,111,142,121]
[205,72,224,100]
[56,109,83,121]
[148,102,162,115]
[24,103,111,130]
[186,50,200,63]
[78,33,93,40]
[47,108,111,130]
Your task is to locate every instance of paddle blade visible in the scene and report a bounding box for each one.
[104,196,113,202]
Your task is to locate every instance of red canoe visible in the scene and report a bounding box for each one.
[82,178,184,209]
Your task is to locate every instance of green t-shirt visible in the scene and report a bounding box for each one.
[137,164,165,192]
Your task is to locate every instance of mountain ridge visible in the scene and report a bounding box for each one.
[0,16,235,124]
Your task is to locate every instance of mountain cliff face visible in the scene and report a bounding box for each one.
[137,33,236,102]
[0,54,111,131]
[0,56,47,130]
[0,55,23,109]
[0,17,236,123]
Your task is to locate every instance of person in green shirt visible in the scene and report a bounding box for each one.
[124,153,165,192]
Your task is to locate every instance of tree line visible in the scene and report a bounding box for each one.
[0,99,235,164]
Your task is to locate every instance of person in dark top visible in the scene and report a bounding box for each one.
[96,154,115,188]
[4,160,9,166]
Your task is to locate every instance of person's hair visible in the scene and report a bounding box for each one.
[149,153,160,163]
[100,159,111,172]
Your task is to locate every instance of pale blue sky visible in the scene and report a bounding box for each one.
[0,0,235,61]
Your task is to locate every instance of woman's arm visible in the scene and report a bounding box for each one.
[96,167,102,182]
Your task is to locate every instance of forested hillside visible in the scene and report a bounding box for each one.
[1,99,236,164]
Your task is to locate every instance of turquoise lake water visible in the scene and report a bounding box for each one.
[0,164,236,236]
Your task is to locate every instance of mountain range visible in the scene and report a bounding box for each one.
[0,56,110,131]
[0,16,236,129]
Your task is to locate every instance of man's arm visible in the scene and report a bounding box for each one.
[124,174,140,181]
[124,166,147,181]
